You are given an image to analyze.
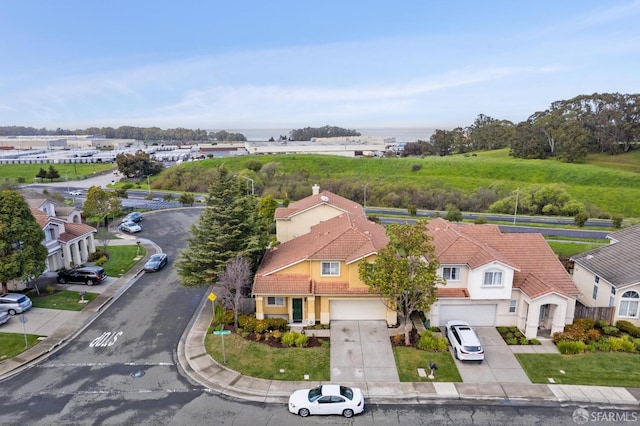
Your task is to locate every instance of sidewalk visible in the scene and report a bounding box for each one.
[179,300,640,408]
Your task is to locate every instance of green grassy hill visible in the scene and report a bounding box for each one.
[156,149,640,219]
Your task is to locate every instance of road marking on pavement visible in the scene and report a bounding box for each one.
[39,362,175,367]
[89,331,123,347]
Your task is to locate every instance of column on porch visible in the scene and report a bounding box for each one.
[550,303,568,337]
[306,296,316,324]
[72,241,82,267]
[62,243,72,269]
[524,300,541,339]
[255,296,264,320]
[320,297,330,325]
[80,238,88,263]
[88,233,96,253]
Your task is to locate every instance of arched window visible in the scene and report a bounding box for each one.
[618,290,639,318]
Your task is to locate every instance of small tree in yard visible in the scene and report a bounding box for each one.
[359,219,444,346]
[215,255,253,328]
[82,186,122,251]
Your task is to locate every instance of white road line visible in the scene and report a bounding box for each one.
[39,362,175,368]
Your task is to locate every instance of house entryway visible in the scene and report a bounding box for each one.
[292,298,303,323]
[330,320,399,383]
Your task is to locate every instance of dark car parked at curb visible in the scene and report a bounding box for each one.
[124,212,143,223]
[57,266,107,286]
[144,253,168,272]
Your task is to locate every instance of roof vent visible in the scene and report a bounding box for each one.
[585,254,594,260]
[320,195,329,202]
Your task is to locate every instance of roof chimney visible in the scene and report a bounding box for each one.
[312,184,320,195]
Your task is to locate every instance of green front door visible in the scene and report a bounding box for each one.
[292,298,303,323]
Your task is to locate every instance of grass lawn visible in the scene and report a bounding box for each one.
[204,332,330,381]
[546,241,607,258]
[27,290,99,311]
[393,347,462,382]
[0,333,43,361]
[516,353,640,387]
[102,244,146,277]
[0,163,114,183]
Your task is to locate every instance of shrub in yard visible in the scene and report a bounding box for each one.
[557,341,587,354]
[263,333,271,342]
[271,330,283,340]
[240,331,250,339]
[602,326,619,336]
[45,285,56,294]
[295,333,309,347]
[595,319,609,330]
[519,337,529,345]
[633,338,640,352]
[429,326,441,333]
[506,338,518,345]
[281,331,297,347]
[585,328,601,343]
[616,320,640,338]
[594,338,611,352]
[608,336,636,353]
[573,317,595,331]
[265,317,288,331]
[254,333,263,341]
[416,331,448,351]
[506,332,514,339]
[392,334,404,345]
[530,338,541,345]
[497,326,509,334]
[254,320,269,334]
[95,256,108,266]
[88,250,109,262]
[321,340,330,348]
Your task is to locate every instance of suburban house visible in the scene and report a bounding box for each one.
[570,224,640,327]
[253,187,396,326]
[253,187,579,339]
[425,218,579,339]
[8,195,98,291]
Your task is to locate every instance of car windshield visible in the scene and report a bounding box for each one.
[150,255,163,261]
[339,386,354,400]
[308,386,323,402]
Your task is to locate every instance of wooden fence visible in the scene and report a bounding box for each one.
[575,302,615,324]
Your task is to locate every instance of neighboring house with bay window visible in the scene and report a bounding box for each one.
[570,224,640,327]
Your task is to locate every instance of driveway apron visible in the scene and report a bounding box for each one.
[330,320,399,383]
[453,327,531,384]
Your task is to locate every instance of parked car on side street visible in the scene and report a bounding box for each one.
[57,266,107,286]
[124,212,143,223]
[144,253,168,272]
[0,293,33,315]
[68,190,82,196]
[0,311,11,325]
[120,221,142,233]
[288,385,365,418]
[445,320,485,362]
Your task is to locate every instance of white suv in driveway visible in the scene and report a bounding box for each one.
[445,320,484,362]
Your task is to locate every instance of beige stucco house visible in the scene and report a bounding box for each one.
[570,224,640,327]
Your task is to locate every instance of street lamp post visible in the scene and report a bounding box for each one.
[237,176,255,196]
[513,188,519,225]
[147,175,151,196]
[363,183,368,210]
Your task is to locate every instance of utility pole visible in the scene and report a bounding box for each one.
[513,188,519,225]
[363,183,368,210]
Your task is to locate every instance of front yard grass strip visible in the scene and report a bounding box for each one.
[515,353,640,387]
[0,333,43,360]
[393,347,462,382]
[204,332,330,381]
[103,244,146,277]
[27,290,99,311]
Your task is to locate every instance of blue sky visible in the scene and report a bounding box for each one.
[1,1,639,131]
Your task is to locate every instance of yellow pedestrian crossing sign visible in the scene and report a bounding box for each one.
[208,292,217,302]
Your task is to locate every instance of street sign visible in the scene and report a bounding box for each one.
[208,293,217,302]
[213,330,231,335]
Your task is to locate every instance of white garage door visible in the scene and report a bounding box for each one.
[330,299,387,321]
[439,304,497,326]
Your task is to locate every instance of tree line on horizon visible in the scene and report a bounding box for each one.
[403,92,640,162]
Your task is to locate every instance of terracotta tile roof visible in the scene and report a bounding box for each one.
[427,218,578,298]
[436,288,469,298]
[275,190,365,220]
[58,222,96,242]
[257,213,388,275]
[252,274,312,295]
[30,207,50,228]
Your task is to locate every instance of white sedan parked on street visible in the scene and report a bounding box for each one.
[288,385,364,418]
[445,320,485,362]
[120,221,142,233]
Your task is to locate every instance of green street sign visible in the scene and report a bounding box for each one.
[213,330,231,335]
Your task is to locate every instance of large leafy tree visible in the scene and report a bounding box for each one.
[176,166,267,288]
[115,150,164,179]
[82,186,121,251]
[359,219,444,346]
[0,190,48,294]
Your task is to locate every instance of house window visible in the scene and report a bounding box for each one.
[321,261,340,276]
[609,296,615,307]
[595,275,600,283]
[592,285,598,300]
[483,270,503,286]
[509,300,517,313]
[618,290,639,318]
[442,267,460,281]
[267,297,285,306]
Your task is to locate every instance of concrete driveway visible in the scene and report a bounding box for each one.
[330,320,399,383]
[451,326,531,384]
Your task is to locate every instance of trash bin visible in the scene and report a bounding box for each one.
[424,319,430,329]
